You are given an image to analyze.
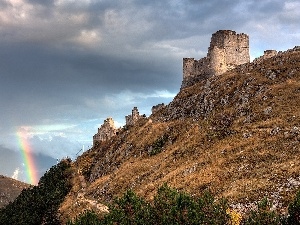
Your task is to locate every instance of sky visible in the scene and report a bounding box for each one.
[0,0,299,184]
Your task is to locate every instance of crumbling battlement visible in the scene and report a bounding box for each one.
[182,30,250,88]
[263,50,277,58]
[92,107,145,145]
[152,103,165,114]
[93,117,117,145]
[253,50,278,64]
[125,107,143,126]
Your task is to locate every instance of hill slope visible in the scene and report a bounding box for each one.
[60,47,300,221]
[0,160,72,224]
[0,175,30,208]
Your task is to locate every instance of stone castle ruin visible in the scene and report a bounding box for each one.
[253,50,278,63]
[125,107,143,126]
[151,103,165,114]
[182,30,282,88]
[92,30,285,145]
[93,117,117,145]
[92,107,144,145]
[182,30,250,88]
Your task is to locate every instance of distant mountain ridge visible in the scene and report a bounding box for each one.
[0,175,30,208]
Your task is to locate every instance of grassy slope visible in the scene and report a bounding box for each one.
[0,175,30,208]
[61,48,300,221]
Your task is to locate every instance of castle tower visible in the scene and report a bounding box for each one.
[208,30,250,75]
[132,107,140,121]
[182,30,250,88]
[125,107,142,126]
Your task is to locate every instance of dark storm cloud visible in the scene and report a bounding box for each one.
[0,38,180,135]
[0,0,298,124]
[0,39,178,99]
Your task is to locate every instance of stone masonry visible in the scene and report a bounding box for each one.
[151,103,165,114]
[253,50,278,63]
[182,30,250,88]
[93,117,117,145]
[125,107,142,126]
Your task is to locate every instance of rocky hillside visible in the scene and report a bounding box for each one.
[0,175,30,208]
[60,47,300,222]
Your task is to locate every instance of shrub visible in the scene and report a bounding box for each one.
[287,190,300,225]
[64,187,300,225]
[0,159,72,225]
[69,184,229,225]
[102,189,154,225]
[149,134,169,156]
[227,209,243,225]
[153,184,229,224]
[241,198,281,225]
[67,210,101,225]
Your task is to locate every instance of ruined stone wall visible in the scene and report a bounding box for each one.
[93,117,117,145]
[253,50,278,63]
[152,103,165,114]
[183,57,210,79]
[182,30,250,88]
[182,57,210,88]
[263,50,277,59]
[125,107,142,126]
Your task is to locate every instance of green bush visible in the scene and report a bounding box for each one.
[69,184,229,225]
[153,183,229,225]
[102,189,154,225]
[149,134,169,156]
[68,187,300,225]
[242,198,281,225]
[0,159,72,225]
[287,190,300,225]
[67,210,101,225]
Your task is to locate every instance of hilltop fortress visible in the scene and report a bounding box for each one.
[93,117,117,145]
[92,30,284,145]
[182,30,250,88]
[93,107,146,144]
[182,30,281,88]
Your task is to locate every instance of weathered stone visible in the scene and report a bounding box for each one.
[270,127,281,135]
[253,50,278,63]
[93,117,117,145]
[264,106,272,115]
[151,103,165,114]
[125,107,142,126]
[182,30,250,88]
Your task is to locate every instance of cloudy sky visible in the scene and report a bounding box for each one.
[0,0,299,184]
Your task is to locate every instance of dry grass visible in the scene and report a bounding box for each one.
[59,49,300,220]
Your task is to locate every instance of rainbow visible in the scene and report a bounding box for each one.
[16,128,38,185]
